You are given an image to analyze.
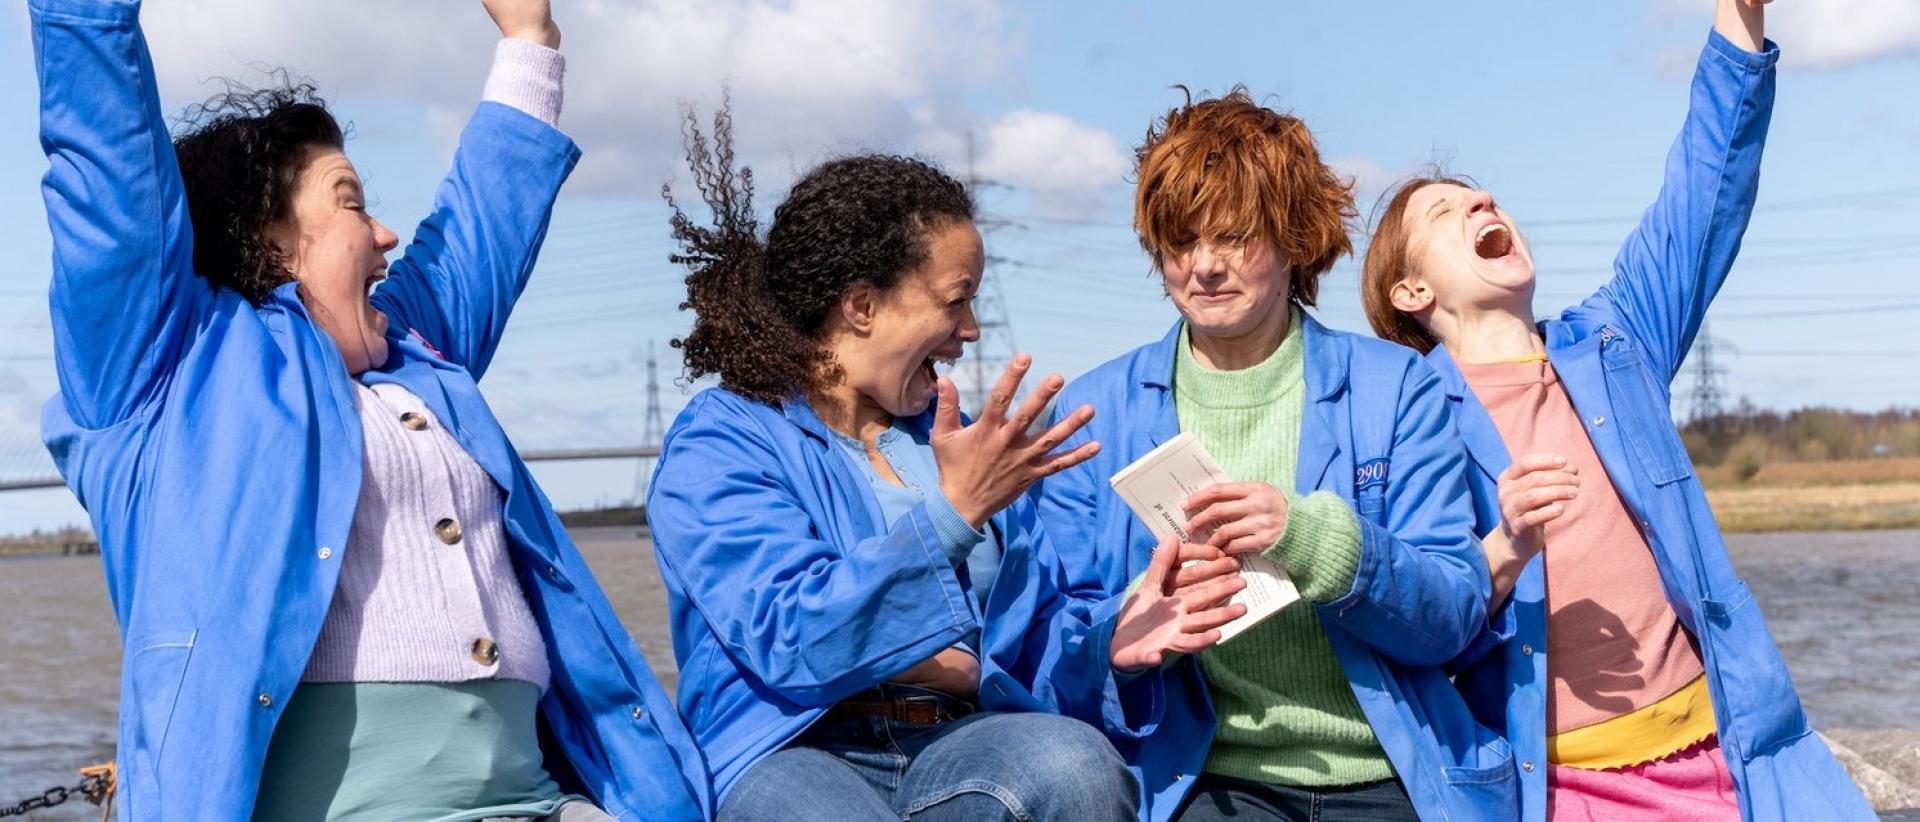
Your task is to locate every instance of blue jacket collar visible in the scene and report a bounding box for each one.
[1134,307,1349,491]
[778,393,937,444]
[1136,307,1348,403]
[1424,346,1510,485]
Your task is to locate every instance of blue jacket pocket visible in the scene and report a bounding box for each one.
[125,629,196,764]
[1699,582,1807,761]
[1440,732,1520,818]
[1354,484,1387,526]
[1603,342,1694,486]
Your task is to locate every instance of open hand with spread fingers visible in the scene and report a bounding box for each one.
[931,354,1101,528]
[1110,537,1248,672]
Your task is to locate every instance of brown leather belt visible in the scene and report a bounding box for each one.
[823,690,976,726]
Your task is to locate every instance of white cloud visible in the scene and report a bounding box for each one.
[1656,0,1920,70]
[1328,155,1404,204]
[973,110,1131,193]
[133,0,1127,198]
[1769,1,1920,69]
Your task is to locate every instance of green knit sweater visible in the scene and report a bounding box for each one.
[1173,310,1394,787]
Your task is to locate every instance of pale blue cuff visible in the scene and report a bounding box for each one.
[924,493,988,566]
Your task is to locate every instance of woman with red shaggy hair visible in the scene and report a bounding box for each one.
[1360,1,1872,820]
[1033,88,1509,822]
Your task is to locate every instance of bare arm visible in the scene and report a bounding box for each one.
[1715,0,1767,55]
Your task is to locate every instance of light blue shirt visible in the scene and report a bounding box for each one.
[825,420,1003,618]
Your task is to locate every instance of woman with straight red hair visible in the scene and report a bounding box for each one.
[1034,87,1508,822]
[1360,1,1873,819]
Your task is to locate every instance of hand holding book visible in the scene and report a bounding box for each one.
[1184,482,1291,557]
[1109,433,1303,643]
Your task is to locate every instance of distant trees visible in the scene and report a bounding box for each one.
[1680,404,1920,469]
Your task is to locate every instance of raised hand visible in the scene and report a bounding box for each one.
[932,354,1100,528]
[1183,482,1291,556]
[483,0,561,48]
[1483,453,1579,608]
[1111,537,1248,672]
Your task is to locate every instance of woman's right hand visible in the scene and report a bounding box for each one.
[1111,537,1248,672]
[1484,453,1579,609]
[482,0,562,48]
[932,354,1100,528]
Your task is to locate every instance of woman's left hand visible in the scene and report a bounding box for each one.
[1183,482,1290,556]
[482,0,562,48]
[890,647,982,699]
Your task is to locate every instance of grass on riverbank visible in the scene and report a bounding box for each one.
[1698,457,1920,533]
[1697,457,1920,488]
[1705,481,1920,533]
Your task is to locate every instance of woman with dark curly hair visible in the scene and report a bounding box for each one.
[1032,88,1506,822]
[645,108,1249,822]
[28,0,707,819]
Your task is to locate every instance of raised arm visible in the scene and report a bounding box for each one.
[371,0,578,379]
[33,0,206,427]
[646,399,981,708]
[1589,0,1776,381]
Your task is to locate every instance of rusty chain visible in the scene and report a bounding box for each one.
[2,765,114,818]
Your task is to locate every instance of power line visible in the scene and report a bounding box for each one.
[1685,321,1729,425]
[962,131,1021,416]
[1714,301,1920,321]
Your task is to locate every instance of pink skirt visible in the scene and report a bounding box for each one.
[1548,735,1740,821]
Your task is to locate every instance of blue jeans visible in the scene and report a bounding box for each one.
[719,689,1138,821]
[1173,773,1416,822]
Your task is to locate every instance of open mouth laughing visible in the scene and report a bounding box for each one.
[1474,221,1514,260]
[919,351,960,385]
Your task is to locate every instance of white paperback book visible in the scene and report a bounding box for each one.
[1108,431,1301,643]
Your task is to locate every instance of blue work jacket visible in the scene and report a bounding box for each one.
[30,2,710,818]
[1035,312,1512,822]
[1441,31,1874,822]
[647,390,1160,803]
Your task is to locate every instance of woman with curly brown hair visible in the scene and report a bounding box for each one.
[1359,2,1873,820]
[644,107,1250,822]
[1032,88,1507,822]
[27,0,708,818]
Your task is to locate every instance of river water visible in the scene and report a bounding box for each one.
[3,528,1916,817]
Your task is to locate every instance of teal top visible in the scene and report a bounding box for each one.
[253,680,582,821]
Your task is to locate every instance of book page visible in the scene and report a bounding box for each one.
[1109,432,1301,643]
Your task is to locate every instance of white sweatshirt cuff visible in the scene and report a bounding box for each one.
[482,39,566,126]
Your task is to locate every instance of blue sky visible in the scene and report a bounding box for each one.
[2,1,1918,531]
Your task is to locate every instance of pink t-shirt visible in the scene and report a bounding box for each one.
[1459,360,1705,735]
